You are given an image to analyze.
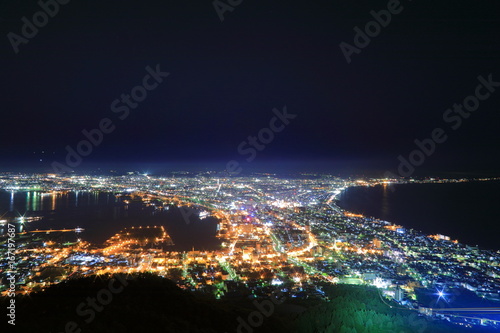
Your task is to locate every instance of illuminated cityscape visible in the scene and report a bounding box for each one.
[1,172,499,330]
[2,0,499,331]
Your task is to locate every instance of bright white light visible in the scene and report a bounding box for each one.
[435,288,448,303]
[271,279,283,285]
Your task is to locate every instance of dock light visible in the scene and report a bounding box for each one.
[435,288,449,303]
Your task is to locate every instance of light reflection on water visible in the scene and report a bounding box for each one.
[0,190,120,242]
[0,190,220,250]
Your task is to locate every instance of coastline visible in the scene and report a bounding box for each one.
[336,180,500,252]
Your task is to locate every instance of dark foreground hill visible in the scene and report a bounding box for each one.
[3,274,498,333]
[7,273,292,333]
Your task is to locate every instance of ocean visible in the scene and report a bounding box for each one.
[0,190,220,250]
[338,181,500,251]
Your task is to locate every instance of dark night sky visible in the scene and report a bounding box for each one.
[0,0,499,176]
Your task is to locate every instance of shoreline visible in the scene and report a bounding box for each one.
[336,180,500,252]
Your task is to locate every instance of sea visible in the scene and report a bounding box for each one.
[2,180,499,252]
[0,190,220,250]
[338,180,500,251]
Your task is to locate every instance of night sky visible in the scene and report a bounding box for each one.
[1,0,499,176]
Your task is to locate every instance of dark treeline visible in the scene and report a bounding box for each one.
[4,274,498,333]
[7,273,291,333]
[295,284,499,333]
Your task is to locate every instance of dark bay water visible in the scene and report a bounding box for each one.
[0,190,220,250]
[338,181,500,251]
